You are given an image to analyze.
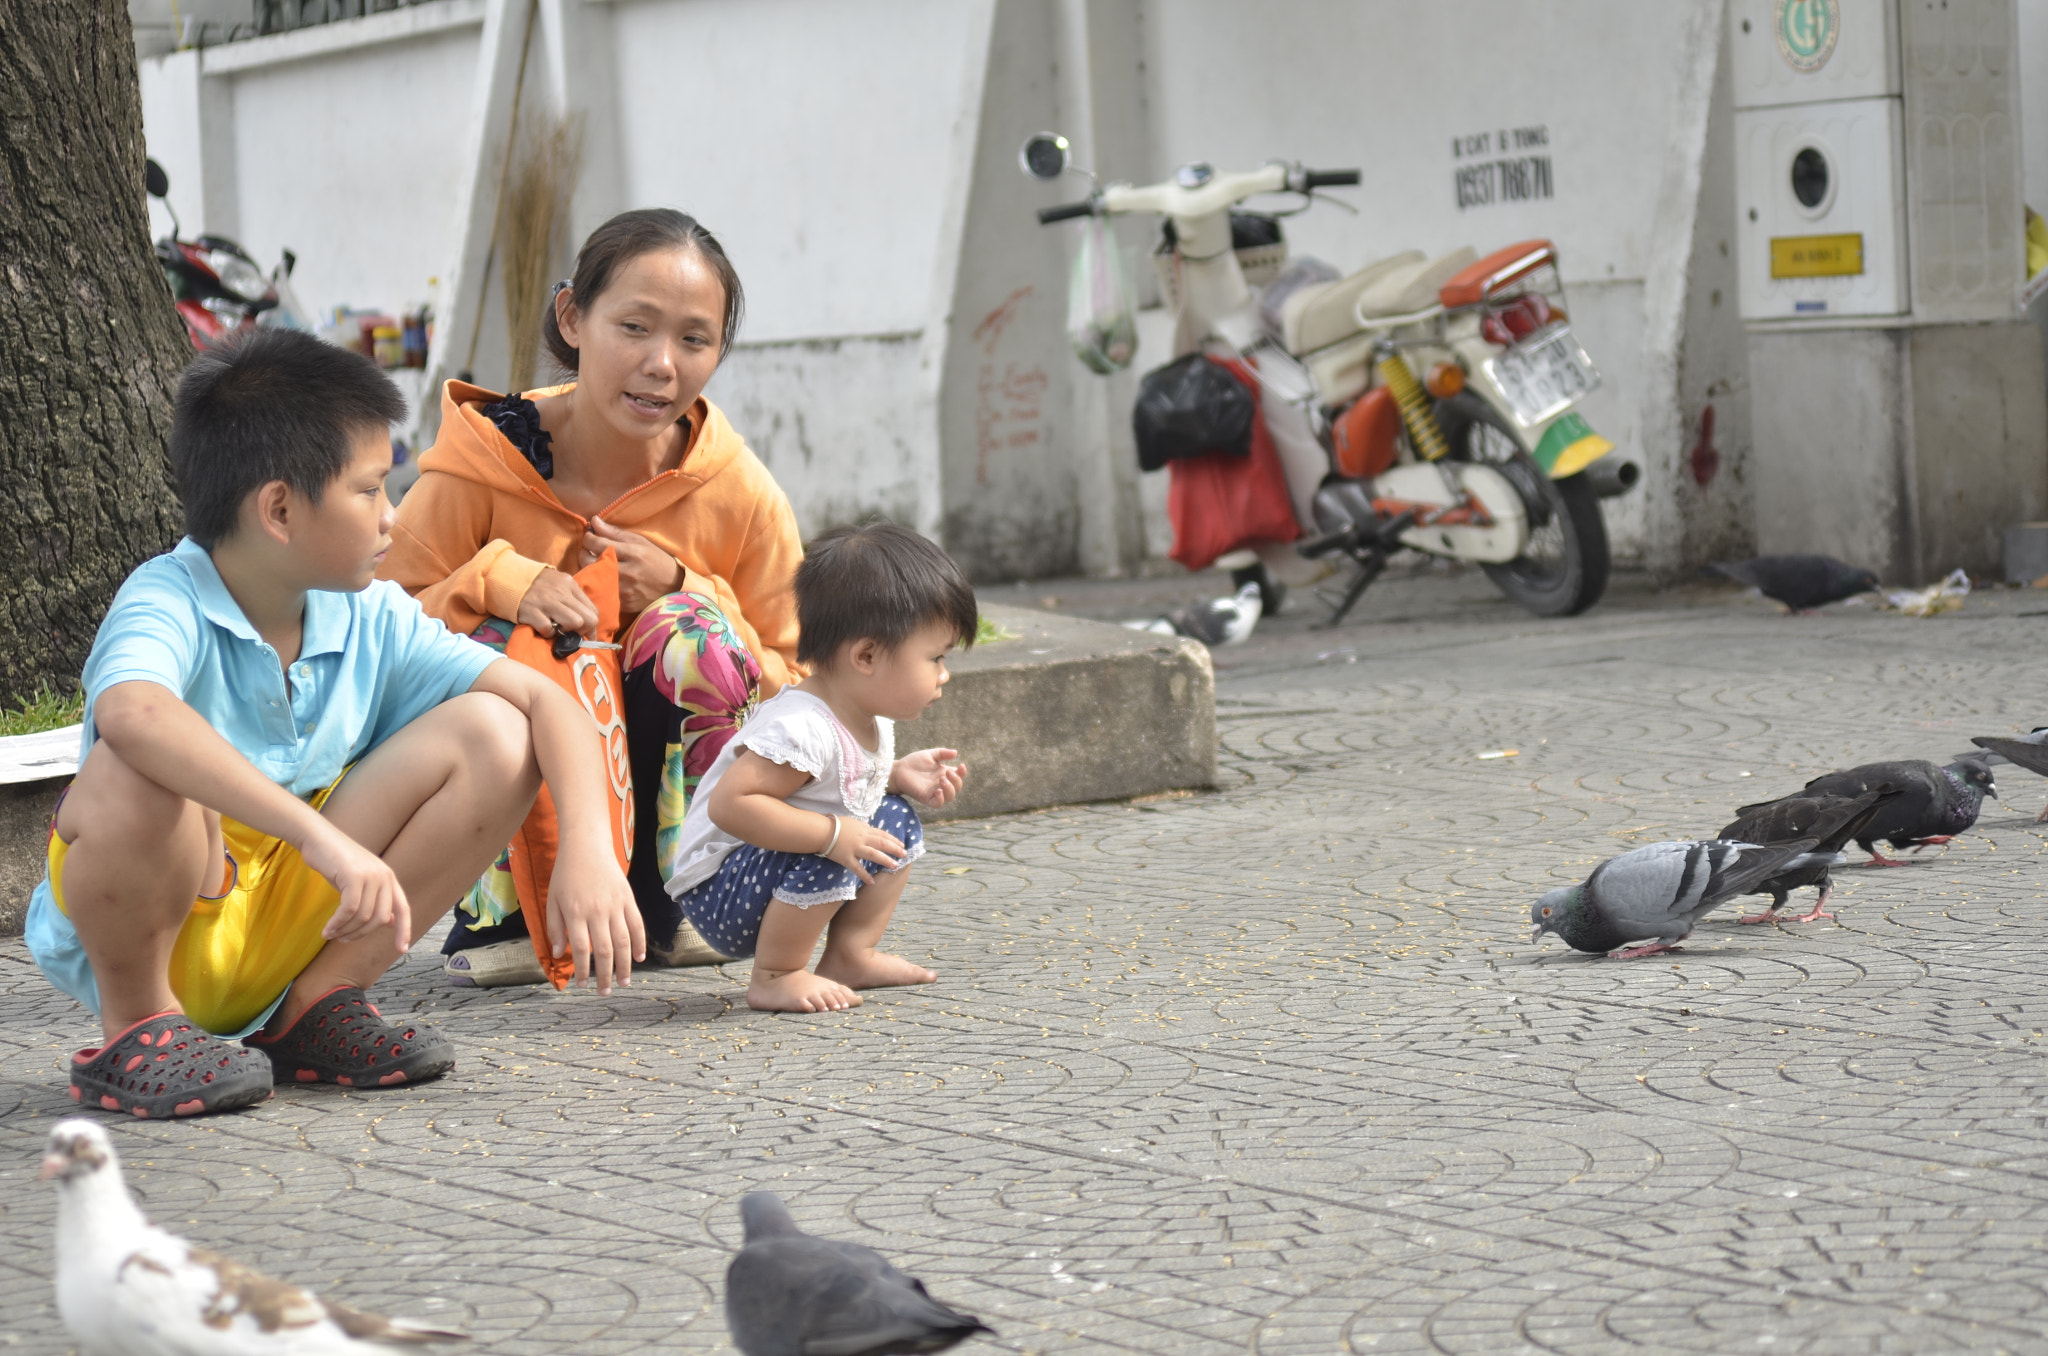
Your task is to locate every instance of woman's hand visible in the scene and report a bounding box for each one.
[822,814,909,886]
[583,517,684,614]
[890,748,967,808]
[517,567,602,638]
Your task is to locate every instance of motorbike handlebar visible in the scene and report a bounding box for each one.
[1036,201,1096,224]
[1301,168,1362,189]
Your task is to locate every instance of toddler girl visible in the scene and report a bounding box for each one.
[664,522,977,1011]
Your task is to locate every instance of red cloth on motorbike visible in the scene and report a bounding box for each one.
[1332,386,1400,480]
[1166,357,1299,572]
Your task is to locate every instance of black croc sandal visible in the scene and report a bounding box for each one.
[70,1011,275,1118]
[245,986,454,1088]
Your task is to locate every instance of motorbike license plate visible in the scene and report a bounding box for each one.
[1487,323,1601,427]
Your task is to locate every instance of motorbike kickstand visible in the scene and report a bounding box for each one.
[1314,549,1387,629]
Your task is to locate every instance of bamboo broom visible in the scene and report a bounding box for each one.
[500,111,584,395]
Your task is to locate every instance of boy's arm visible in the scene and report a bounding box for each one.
[93,681,410,945]
[467,659,643,991]
[708,749,907,886]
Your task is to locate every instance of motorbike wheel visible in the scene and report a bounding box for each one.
[1439,396,1610,617]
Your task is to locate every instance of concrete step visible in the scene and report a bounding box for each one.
[904,603,1218,822]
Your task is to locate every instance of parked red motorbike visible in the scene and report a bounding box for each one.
[145,157,307,347]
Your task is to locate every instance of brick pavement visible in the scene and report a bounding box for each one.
[2,567,2047,1353]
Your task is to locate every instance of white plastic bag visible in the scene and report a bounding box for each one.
[1069,216,1138,374]
[1884,567,1971,617]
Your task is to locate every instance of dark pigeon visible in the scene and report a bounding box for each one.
[1971,730,2048,821]
[1715,785,1902,923]
[1530,837,1822,959]
[725,1192,992,1356]
[1702,554,1879,613]
[1748,756,1996,866]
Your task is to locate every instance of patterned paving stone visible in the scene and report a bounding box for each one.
[3,572,2048,1353]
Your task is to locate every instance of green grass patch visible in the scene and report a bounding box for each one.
[974,616,1020,645]
[0,684,85,738]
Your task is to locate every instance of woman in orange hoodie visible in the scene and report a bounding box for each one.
[382,209,802,979]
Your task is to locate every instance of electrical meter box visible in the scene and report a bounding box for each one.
[1729,0,2023,323]
[1736,96,1908,319]
[1728,0,1898,107]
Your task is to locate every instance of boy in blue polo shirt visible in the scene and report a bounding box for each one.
[26,329,644,1117]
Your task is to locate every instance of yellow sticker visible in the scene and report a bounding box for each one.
[1770,233,1863,278]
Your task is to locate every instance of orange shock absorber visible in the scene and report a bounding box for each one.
[1376,351,1449,462]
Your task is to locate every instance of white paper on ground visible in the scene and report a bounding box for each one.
[0,724,81,784]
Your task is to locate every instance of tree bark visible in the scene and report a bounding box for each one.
[0,0,189,704]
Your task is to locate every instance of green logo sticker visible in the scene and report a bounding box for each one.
[1774,0,1839,73]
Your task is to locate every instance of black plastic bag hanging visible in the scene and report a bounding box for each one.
[1132,353,1255,472]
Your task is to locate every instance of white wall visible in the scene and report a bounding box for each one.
[2024,0,2048,216]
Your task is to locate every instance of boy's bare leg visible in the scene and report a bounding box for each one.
[815,865,936,991]
[749,900,860,1012]
[57,744,225,1041]
[276,692,538,1028]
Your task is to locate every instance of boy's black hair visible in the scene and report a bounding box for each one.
[794,522,978,667]
[169,328,404,548]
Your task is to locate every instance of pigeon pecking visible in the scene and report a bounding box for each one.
[1970,730,2048,821]
[1716,785,1902,923]
[42,1119,466,1355]
[1530,837,1823,958]
[725,1191,992,1356]
[1758,755,1997,866]
[1702,554,1879,614]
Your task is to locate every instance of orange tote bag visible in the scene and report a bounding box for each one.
[501,549,635,988]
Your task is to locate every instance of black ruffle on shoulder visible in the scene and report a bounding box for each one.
[481,394,553,480]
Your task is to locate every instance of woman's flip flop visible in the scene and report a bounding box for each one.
[245,986,455,1088]
[69,1011,275,1118]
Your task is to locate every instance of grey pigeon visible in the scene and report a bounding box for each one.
[1715,785,1902,923]
[1540,835,1826,962]
[1970,729,2048,821]
[1530,837,1822,958]
[1702,554,1879,613]
[1758,756,1997,865]
[725,1192,992,1356]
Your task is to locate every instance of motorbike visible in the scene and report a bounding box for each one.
[144,158,309,348]
[1023,134,1640,623]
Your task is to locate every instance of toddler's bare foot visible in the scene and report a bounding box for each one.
[816,950,937,991]
[746,968,861,1013]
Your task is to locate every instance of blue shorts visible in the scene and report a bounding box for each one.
[679,794,924,960]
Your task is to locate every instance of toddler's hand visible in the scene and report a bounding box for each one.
[303,828,411,947]
[891,747,967,808]
[825,816,909,886]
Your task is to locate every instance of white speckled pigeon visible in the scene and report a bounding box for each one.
[725,1192,991,1356]
[1702,554,1879,613]
[43,1119,466,1355]
[1530,837,1822,959]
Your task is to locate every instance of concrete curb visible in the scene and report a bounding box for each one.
[904,602,1218,822]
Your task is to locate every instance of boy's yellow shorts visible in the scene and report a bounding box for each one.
[46,776,345,1036]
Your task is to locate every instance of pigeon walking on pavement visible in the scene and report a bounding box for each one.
[1970,729,2048,821]
[1529,837,1823,959]
[725,1191,992,1356]
[1763,755,1997,866]
[1716,785,1902,923]
[1702,554,1879,614]
[42,1119,466,1355]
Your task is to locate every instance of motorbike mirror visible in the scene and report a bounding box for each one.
[280,248,297,279]
[144,157,169,199]
[1019,133,1070,181]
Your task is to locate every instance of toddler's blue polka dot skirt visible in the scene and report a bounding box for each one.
[678,794,924,959]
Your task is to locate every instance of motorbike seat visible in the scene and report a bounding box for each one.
[1279,250,1425,355]
[1353,247,1479,320]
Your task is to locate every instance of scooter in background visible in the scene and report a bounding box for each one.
[1023,135,1639,623]
[145,157,310,348]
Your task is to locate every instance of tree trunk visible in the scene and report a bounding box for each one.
[0,0,189,704]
